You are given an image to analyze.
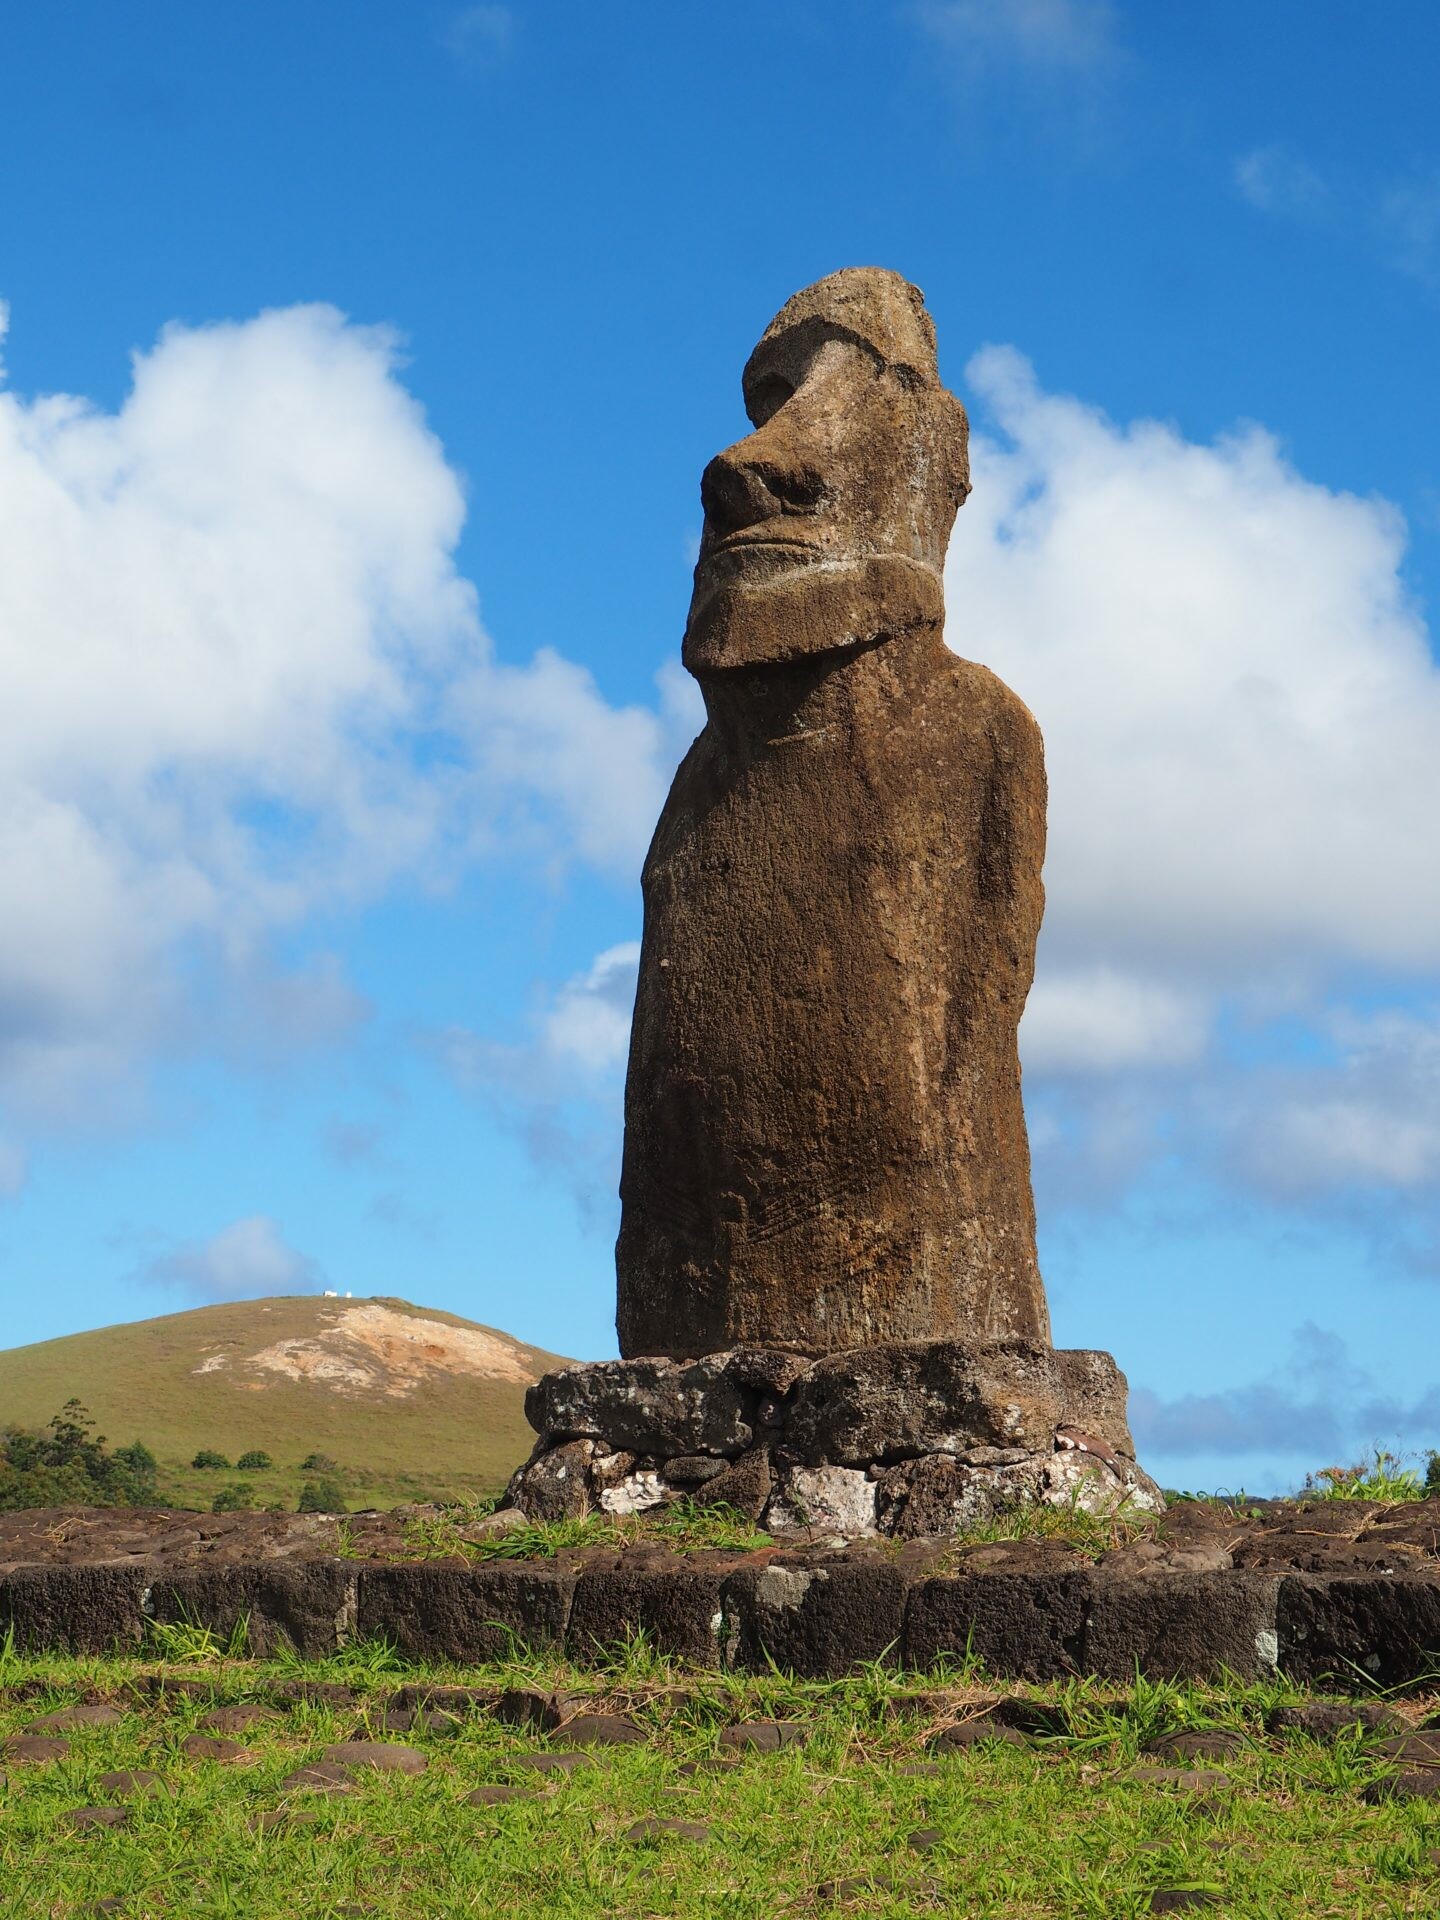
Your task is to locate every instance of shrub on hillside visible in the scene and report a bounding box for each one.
[236,1450,272,1471]
[0,1402,160,1510]
[191,1449,230,1470]
[298,1477,346,1513]
[299,1452,338,1473]
[211,1482,257,1514]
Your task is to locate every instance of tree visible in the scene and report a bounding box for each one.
[211,1483,257,1514]
[191,1449,230,1470]
[0,1403,162,1510]
[236,1450,272,1471]
[297,1478,346,1513]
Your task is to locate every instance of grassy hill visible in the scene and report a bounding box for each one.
[0,1295,571,1512]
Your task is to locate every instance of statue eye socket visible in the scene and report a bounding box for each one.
[747,373,794,427]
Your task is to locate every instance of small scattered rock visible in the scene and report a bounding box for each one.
[64,1807,129,1830]
[930,1714,1028,1752]
[494,1687,577,1732]
[1364,1770,1440,1804]
[1268,1701,1406,1740]
[96,1770,169,1797]
[387,1684,494,1715]
[907,1827,943,1853]
[550,1713,645,1748]
[624,1817,712,1842]
[279,1764,357,1796]
[816,1874,899,1902]
[1373,1731,1440,1769]
[1,1735,69,1764]
[1141,1729,1246,1762]
[27,1704,122,1732]
[358,1706,463,1738]
[717,1721,807,1753]
[199,1704,279,1735]
[460,1506,531,1539]
[322,1740,428,1774]
[249,1807,322,1832]
[266,1680,359,1708]
[509,1750,596,1774]
[1129,1766,1232,1795]
[129,1675,216,1703]
[464,1784,537,1806]
[181,1733,254,1764]
[676,1754,741,1776]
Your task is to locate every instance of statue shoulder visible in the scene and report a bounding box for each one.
[930,649,1044,755]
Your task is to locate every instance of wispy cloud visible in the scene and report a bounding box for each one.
[441,5,513,67]
[1132,1323,1440,1469]
[430,942,640,1221]
[916,0,1121,77]
[1235,143,1440,294]
[1380,171,1440,291]
[1233,143,1329,220]
[913,0,1127,147]
[135,1214,322,1302]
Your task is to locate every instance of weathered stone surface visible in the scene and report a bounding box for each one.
[930,1713,1029,1751]
[526,1352,802,1457]
[1,1734,69,1763]
[181,1734,254,1763]
[766,1463,878,1536]
[0,1564,145,1652]
[357,1564,573,1662]
[692,1447,773,1520]
[1086,1574,1280,1683]
[26,1704,122,1730]
[717,1720,808,1752]
[1141,1729,1247,1762]
[147,1561,356,1658]
[785,1343,1133,1466]
[903,1572,1091,1680]
[1277,1575,1440,1688]
[1266,1700,1406,1739]
[280,1764,356,1795]
[64,1806,129,1830]
[97,1769,169,1796]
[199,1704,281,1734]
[549,1713,646,1747]
[493,1688,575,1732]
[322,1740,427,1774]
[508,1438,600,1521]
[625,1817,712,1843]
[722,1561,906,1675]
[617,267,1048,1361]
[569,1569,724,1665]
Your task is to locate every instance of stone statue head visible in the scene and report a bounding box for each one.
[683,267,971,676]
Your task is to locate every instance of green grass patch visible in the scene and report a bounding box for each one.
[4,1638,1440,1917]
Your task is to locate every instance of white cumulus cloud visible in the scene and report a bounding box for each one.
[136,1214,321,1302]
[0,300,689,1134]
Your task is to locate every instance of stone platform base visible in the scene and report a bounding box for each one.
[508,1339,1164,1534]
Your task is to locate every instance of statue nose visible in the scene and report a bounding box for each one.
[700,452,828,536]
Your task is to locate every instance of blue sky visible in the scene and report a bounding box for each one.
[2,1,1439,1494]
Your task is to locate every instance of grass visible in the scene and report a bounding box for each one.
[1302,1450,1429,1503]
[4,1636,1440,1917]
[0,1294,566,1512]
[391,1497,777,1563]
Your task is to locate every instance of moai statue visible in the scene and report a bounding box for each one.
[511,271,1159,1537]
[616,268,1049,1360]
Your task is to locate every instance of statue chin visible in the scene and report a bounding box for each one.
[682,552,945,675]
